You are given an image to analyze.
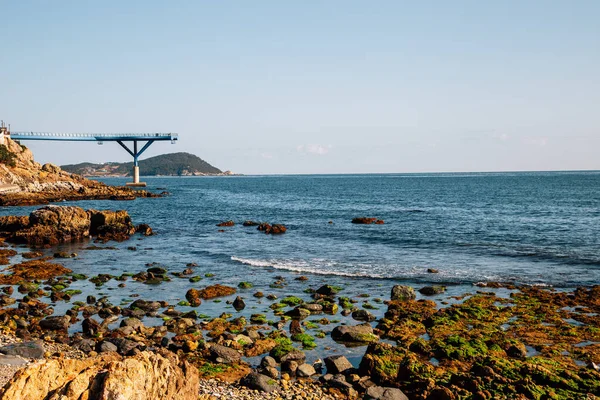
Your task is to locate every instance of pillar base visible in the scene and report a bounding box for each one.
[126,182,147,188]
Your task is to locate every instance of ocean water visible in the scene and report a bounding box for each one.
[2,172,599,363]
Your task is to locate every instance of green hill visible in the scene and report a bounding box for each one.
[61,152,224,176]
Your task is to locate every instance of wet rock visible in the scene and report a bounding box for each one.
[290,319,303,335]
[185,289,202,307]
[129,299,161,312]
[365,386,409,400]
[317,285,342,296]
[120,317,144,331]
[419,285,446,295]
[303,303,324,313]
[0,351,198,400]
[232,296,246,311]
[135,223,153,236]
[0,341,44,359]
[89,209,136,242]
[197,284,236,299]
[391,285,416,301]
[0,260,72,285]
[352,309,376,322]
[241,372,279,393]
[82,318,102,336]
[351,217,377,224]
[216,220,235,227]
[324,355,353,374]
[331,323,379,343]
[257,223,287,234]
[209,344,241,364]
[285,307,310,320]
[39,315,70,331]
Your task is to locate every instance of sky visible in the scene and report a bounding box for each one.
[1,1,599,174]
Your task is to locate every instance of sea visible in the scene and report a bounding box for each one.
[2,171,599,363]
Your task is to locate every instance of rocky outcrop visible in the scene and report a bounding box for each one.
[0,137,158,206]
[0,259,72,285]
[197,284,237,299]
[0,350,199,400]
[0,205,145,246]
[257,223,287,234]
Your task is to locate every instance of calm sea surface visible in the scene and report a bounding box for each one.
[2,172,599,363]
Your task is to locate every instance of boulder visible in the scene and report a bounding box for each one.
[185,289,202,307]
[391,285,416,301]
[197,284,236,299]
[209,344,241,364]
[88,209,136,241]
[297,363,317,377]
[324,355,353,374]
[331,323,379,343]
[352,309,376,322]
[241,372,279,393]
[364,386,410,400]
[316,285,342,296]
[0,351,198,400]
[39,315,71,331]
[232,296,246,311]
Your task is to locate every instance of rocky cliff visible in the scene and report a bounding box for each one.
[0,138,157,206]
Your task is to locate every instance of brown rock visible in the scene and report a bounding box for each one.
[217,220,235,227]
[351,217,377,224]
[0,350,198,400]
[197,284,237,299]
[0,259,71,285]
[185,289,202,307]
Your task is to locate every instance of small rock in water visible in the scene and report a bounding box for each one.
[232,296,246,311]
[418,285,446,295]
[391,285,416,301]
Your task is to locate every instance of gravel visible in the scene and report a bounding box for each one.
[198,378,338,400]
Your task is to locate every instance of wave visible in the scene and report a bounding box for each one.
[230,256,385,278]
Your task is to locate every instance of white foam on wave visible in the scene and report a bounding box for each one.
[230,256,385,279]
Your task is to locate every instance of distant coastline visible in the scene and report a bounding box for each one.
[61,151,240,177]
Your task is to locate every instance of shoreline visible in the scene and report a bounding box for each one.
[0,205,598,398]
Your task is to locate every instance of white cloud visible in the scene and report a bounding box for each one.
[260,152,273,159]
[297,144,331,156]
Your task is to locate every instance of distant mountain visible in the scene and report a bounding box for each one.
[61,152,229,177]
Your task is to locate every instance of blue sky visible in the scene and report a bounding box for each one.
[1,1,598,174]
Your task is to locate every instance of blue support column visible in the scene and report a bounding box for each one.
[116,140,156,187]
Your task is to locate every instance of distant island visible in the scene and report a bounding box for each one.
[61,152,237,177]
